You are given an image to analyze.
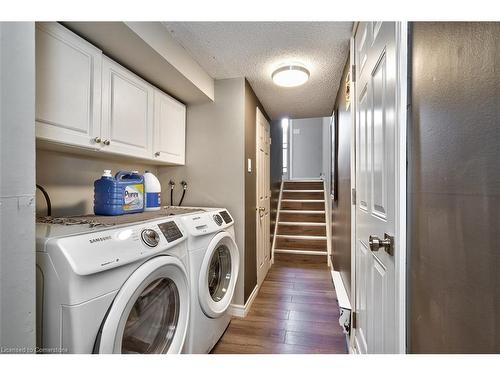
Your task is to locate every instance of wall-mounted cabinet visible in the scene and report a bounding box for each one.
[101,57,154,159]
[35,22,186,165]
[153,90,186,164]
[35,22,102,150]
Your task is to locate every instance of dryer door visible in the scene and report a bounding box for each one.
[96,256,189,354]
[198,231,240,318]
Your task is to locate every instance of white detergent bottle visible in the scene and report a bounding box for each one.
[143,171,162,211]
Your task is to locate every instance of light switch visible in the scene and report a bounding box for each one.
[247,158,252,173]
[293,129,300,135]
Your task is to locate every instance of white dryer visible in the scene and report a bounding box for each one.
[181,208,240,353]
[36,216,190,354]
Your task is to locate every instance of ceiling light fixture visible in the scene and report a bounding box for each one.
[272,64,310,87]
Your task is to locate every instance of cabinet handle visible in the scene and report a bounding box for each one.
[93,137,101,144]
[154,151,160,157]
[103,139,110,146]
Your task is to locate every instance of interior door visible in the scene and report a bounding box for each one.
[256,107,271,286]
[354,22,397,354]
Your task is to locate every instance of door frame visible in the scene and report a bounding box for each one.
[349,21,408,354]
[256,107,271,286]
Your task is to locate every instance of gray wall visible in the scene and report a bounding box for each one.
[0,22,36,351]
[331,59,352,299]
[157,78,247,305]
[290,117,323,179]
[36,150,158,217]
[409,22,500,353]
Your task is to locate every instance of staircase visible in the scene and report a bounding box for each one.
[273,180,328,259]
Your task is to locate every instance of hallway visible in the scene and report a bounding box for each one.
[212,254,347,354]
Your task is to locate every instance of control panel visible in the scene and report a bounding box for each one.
[54,217,186,276]
[157,221,183,243]
[219,210,233,224]
[181,209,234,237]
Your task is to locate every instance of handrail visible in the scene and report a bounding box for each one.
[270,180,284,264]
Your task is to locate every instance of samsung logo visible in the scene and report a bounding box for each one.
[89,235,112,244]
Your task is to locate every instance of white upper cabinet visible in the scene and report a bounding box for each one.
[101,57,154,159]
[35,22,102,149]
[35,22,186,165]
[153,90,186,165]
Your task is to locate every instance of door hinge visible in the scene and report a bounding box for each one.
[351,188,356,205]
[351,65,356,83]
[352,311,357,329]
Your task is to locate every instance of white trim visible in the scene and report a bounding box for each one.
[395,21,408,354]
[331,269,352,311]
[276,234,327,240]
[271,180,284,264]
[274,249,327,256]
[278,222,326,226]
[229,284,259,318]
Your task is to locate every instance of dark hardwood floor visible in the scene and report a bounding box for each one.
[211,253,348,354]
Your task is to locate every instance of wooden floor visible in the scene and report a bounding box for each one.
[211,253,348,354]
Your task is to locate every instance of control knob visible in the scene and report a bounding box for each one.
[141,229,160,247]
[213,214,223,226]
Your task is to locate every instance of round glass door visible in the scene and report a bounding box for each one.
[97,256,190,354]
[122,278,180,354]
[208,244,232,302]
[198,232,239,318]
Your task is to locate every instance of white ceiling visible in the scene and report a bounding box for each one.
[163,22,353,120]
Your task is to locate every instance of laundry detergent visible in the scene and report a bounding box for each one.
[94,170,145,215]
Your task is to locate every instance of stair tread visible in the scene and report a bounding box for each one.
[278,222,326,226]
[276,234,327,239]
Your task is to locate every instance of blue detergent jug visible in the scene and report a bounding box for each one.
[94,170,145,216]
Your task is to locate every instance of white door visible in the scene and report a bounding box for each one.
[101,56,153,159]
[256,107,271,286]
[96,256,190,354]
[153,90,186,165]
[35,22,102,149]
[354,22,397,354]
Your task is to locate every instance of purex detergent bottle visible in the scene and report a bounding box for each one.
[94,170,145,215]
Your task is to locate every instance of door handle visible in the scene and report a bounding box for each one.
[368,233,394,256]
[258,207,265,212]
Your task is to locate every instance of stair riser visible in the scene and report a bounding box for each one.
[278,224,326,236]
[281,201,325,210]
[279,212,326,223]
[276,237,327,251]
[283,181,324,190]
[282,191,324,200]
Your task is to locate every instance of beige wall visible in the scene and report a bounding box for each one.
[157,78,247,305]
[36,149,158,217]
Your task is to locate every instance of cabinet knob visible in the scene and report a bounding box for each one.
[93,137,101,144]
[154,151,160,157]
[103,139,110,146]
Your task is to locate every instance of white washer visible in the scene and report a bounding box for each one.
[181,208,240,353]
[36,216,190,354]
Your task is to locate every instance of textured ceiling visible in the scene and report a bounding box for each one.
[163,22,352,120]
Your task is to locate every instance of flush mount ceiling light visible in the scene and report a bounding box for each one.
[272,64,310,87]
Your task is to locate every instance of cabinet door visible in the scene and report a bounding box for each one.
[36,22,102,149]
[101,57,154,159]
[153,90,186,165]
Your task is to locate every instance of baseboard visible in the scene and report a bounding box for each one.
[229,284,259,318]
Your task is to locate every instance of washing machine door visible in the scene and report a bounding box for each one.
[198,231,240,318]
[96,256,189,354]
